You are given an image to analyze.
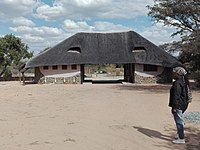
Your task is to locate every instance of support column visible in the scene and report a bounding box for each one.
[19,72,21,83]
[130,63,135,83]
[22,72,25,85]
[124,64,128,82]
[124,63,135,83]
[80,64,85,84]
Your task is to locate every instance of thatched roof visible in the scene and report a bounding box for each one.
[25,31,180,68]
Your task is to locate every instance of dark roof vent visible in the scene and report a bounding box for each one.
[132,46,146,53]
[67,47,81,54]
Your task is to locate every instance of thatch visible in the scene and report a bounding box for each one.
[25,31,180,68]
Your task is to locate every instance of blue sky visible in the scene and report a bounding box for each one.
[0,0,180,54]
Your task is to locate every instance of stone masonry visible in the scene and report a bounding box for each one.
[38,75,81,84]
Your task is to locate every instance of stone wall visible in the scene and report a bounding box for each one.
[134,64,167,84]
[35,65,82,84]
[38,75,81,84]
[134,73,157,84]
[156,67,172,83]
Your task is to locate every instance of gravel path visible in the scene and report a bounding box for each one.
[184,112,200,123]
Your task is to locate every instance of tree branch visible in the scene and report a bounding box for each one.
[0,64,7,77]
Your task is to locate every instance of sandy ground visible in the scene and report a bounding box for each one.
[0,81,199,150]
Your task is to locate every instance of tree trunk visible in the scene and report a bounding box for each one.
[0,65,7,77]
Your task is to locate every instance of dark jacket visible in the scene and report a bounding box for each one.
[169,78,188,112]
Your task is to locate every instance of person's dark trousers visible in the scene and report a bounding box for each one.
[173,109,185,139]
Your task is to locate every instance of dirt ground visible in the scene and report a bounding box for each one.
[0,81,199,150]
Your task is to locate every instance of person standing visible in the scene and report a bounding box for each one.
[169,66,191,144]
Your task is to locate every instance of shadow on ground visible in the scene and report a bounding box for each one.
[133,126,200,150]
[113,84,171,93]
[184,126,200,150]
[113,82,200,93]
[133,126,171,141]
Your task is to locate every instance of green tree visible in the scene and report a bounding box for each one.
[148,0,200,86]
[0,34,33,79]
[147,0,199,35]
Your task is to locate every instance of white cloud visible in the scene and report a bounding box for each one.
[137,23,181,46]
[10,26,63,37]
[24,32,72,53]
[13,17,36,27]
[22,34,45,43]
[34,0,154,20]
[73,0,110,7]
[98,0,153,19]
[0,0,38,19]
[93,22,131,32]
[63,19,94,32]
[34,2,65,20]
[9,24,66,53]
[38,26,63,37]
[63,20,82,29]
[63,20,131,33]
[10,26,32,34]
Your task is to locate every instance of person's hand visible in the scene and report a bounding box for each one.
[171,108,176,114]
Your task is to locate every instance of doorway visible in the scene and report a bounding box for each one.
[83,64,124,84]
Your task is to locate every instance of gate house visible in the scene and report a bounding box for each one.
[24,31,181,84]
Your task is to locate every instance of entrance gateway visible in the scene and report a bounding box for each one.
[83,64,132,84]
[22,31,181,84]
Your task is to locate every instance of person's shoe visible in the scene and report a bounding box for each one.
[172,138,185,144]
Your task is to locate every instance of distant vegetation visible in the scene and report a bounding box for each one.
[0,34,33,80]
[148,0,200,87]
[85,64,124,77]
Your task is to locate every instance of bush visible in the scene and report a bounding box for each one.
[3,69,12,80]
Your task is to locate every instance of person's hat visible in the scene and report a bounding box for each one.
[173,67,187,76]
